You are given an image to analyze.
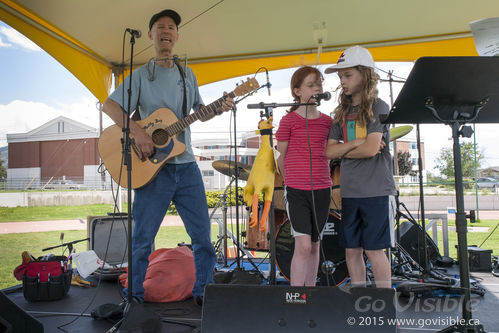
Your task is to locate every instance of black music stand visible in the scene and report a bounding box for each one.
[383,56,499,333]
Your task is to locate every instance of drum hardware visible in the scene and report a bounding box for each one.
[210,177,259,271]
[210,79,270,275]
[321,260,339,277]
[211,163,272,280]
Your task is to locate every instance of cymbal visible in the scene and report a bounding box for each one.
[390,125,413,141]
[212,160,251,181]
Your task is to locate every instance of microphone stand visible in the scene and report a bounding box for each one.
[43,238,89,268]
[246,99,322,285]
[124,29,135,315]
[232,102,241,269]
[106,31,161,333]
[229,84,270,271]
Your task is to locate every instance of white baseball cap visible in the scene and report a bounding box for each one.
[325,45,375,74]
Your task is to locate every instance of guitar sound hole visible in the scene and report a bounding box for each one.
[152,129,170,146]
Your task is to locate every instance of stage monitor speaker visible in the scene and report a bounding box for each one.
[398,221,441,267]
[202,285,396,332]
[0,291,43,333]
[87,215,134,267]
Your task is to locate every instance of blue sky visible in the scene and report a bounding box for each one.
[0,24,92,105]
[1,20,498,173]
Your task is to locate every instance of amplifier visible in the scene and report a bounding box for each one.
[87,215,133,278]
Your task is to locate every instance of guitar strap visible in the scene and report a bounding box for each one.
[173,57,188,118]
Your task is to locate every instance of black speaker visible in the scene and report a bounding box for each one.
[202,285,396,332]
[397,221,441,267]
[87,215,134,278]
[468,246,492,272]
[0,291,43,333]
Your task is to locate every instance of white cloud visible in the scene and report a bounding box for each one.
[0,35,12,47]
[0,98,112,146]
[0,26,41,51]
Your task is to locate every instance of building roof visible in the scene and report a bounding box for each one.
[6,116,99,143]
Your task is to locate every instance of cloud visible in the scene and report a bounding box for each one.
[0,35,12,47]
[0,98,111,146]
[0,26,42,51]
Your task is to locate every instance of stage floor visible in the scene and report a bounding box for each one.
[3,261,499,332]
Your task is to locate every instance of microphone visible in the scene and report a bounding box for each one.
[312,92,331,102]
[126,28,142,38]
[266,70,271,96]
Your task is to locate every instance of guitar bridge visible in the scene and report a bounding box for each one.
[130,139,146,161]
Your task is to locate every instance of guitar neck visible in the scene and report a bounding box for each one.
[167,92,236,135]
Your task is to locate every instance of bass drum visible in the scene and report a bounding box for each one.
[275,211,348,286]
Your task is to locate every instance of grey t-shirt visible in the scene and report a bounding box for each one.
[109,61,203,164]
[329,98,396,198]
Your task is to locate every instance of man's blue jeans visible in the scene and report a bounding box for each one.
[124,162,215,301]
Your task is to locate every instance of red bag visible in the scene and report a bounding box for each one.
[120,246,195,303]
[22,256,72,302]
[25,261,63,282]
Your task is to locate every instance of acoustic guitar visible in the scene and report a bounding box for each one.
[98,78,259,189]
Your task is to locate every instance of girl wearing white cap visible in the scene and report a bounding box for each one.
[325,46,396,288]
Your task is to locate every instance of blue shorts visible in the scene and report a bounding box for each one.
[340,196,395,250]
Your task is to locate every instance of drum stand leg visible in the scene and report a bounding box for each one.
[222,195,228,267]
[213,193,229,266]
[211,179,260,270]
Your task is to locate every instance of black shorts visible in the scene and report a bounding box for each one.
[284,186,331,242]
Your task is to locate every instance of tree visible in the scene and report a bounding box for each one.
[435,142,483,178]
[397,151,413,176]
[0,160,6,180]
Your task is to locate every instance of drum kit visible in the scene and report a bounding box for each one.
[211,159,348,286]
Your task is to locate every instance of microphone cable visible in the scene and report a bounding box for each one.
[304,95,334,287]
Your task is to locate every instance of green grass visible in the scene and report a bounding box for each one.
[399,218,499,260]
[0,204,127,222]
[436,221,499,259]
[1,202,498,291]
[0,225,224,290]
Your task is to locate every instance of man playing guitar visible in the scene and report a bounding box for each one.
[101,9,234,306]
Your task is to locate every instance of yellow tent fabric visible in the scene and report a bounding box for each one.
[191,37,477,86]
[0,0,483,103]
[0,0,112,102]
